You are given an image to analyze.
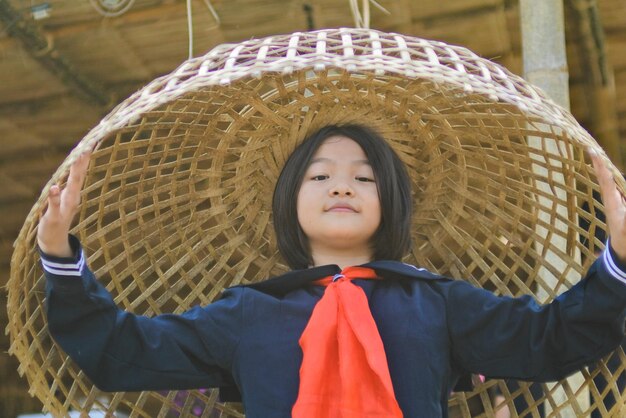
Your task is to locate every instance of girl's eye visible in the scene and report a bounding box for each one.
[356,176,375,183]
[311,175,328,181]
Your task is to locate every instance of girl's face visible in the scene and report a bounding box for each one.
[297,135,382,263]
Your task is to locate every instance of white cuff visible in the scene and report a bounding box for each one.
[602,240,626,285]
[40,250,86,277]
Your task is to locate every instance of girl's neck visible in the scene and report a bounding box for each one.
[310,247,373,270]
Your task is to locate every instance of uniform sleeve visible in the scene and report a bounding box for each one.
[42,235,243,392]
[447,244,626,382]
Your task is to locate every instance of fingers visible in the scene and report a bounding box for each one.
[589,149,622,215]
[46,185,61,218]
[41,151,91,218]
[62,151,91,212]
[588,148,626,261]
[37,150,92,257]
[65,152,91,197]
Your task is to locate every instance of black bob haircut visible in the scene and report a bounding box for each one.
[272,124,413,270]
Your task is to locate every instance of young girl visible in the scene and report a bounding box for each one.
[37,124,626,418]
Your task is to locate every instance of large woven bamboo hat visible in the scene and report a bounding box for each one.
[8,28,626,417]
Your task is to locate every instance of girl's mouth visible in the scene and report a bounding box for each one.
[327,204,357,212]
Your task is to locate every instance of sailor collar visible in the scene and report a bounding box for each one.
[236,260,447,297]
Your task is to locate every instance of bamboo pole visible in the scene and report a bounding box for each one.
[521,0,570,109]
[520,1,587,417]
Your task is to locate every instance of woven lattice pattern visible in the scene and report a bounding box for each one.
[7,28,626,417]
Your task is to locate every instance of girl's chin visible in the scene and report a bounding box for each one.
[313,231,375,246]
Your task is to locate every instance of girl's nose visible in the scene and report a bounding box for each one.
[329,182,354,196]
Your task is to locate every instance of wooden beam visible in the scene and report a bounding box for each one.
[0,0,111,107]
[568,0,623,170]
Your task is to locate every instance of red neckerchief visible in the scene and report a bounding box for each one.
[292,266,403,418]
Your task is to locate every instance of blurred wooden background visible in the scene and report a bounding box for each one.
[1,0,625,416]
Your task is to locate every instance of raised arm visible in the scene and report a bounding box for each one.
[37,151,91,257]
[446,153,626,382]
[38,151,242,392]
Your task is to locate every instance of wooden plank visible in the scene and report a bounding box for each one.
[304,0,353,28]
[0,200,35,237]
[569,82,591,125]
[0,152,70,227]
[306,0,421,31]
[565,41,585,83]
[0,172,34,200]
[606,37,626,70]
[0,151,68,184]
[54,27,153,83]
[36,1,222,83]
[609,66,626,164]
[0,174,57,208]
[381,0,414,33]
[504,2,522,52]
[0,46,68,105]
[614,69,626,113]
[197,0,300,43]
[409,0,501,20]
[0,0,110,106]
[45,0,188,33]
[117,8,225,72]
[0,118,48,157]
[0,289,8,330]
[0,95,102,149]
[597,0,626,33]
[0,239,13,286]
[411,8,511,59]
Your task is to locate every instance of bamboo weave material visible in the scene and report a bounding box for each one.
[7,28,626,417]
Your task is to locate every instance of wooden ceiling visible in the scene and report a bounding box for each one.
[1,0,625,415]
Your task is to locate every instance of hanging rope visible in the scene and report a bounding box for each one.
[348,0,389,28]
[187,0,194,59]
[187,0,221,59]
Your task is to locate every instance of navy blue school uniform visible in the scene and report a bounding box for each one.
[42,235,626,418]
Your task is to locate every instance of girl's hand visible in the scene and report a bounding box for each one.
[37,152,91,258]
[590,150,626,262]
